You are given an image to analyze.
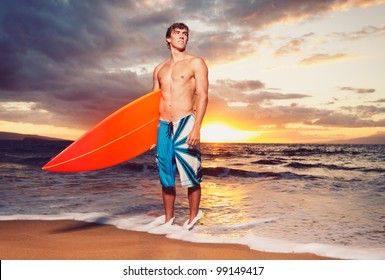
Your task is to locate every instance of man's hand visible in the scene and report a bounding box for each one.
[187,127,200,147]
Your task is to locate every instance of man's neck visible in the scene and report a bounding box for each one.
[170,48,187,62]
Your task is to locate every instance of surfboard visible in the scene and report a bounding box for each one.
[42,89,161,172]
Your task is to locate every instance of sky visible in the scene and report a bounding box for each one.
[0,0,384,143]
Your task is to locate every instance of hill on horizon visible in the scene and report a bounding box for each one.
[323,133,385,145]
[0,131,69,141]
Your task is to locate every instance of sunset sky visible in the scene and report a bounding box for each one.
[1,0,384,143]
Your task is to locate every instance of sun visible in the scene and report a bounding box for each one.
[201,122,260,143]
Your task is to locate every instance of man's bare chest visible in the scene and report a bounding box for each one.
[159,63,194,83]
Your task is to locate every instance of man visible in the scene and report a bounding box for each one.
[152,22,208,230]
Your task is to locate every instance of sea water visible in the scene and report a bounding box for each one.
[1,140,384,259]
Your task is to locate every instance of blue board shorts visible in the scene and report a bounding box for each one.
[156,114,202,188]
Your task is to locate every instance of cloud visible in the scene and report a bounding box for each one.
[337,0,385,9]
[0,1,137,65]
[370,99,385,103]
[220,0,385,29]
[341,105,385,118]
[330,25,385,40]
[189,31,259,65]
[210,79,310,108]
[0,70,149,130]
[274,39,304,56]
[1,0,384,133]
[208,79,315,129]
[274,33,315,57]
[216,79,265,91]
[311,113,385,127]
[208,78,385,130]
[339,87,376,94]
[252,105,385,129]
[299,53,355,65]
[248,92,311,104]
[274,23,385,60]
[0,0,158,129]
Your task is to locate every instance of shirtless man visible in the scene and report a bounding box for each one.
[152,23,208,229]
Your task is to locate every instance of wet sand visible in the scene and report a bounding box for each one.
[0,220,337,260]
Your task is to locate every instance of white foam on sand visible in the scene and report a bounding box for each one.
[1,213,385,260]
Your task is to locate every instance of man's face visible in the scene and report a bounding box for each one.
[167,28,188,50]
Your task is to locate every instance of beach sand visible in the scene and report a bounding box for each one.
[0,220,336,260]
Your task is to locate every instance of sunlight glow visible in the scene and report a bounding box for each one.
[201,122,260,143]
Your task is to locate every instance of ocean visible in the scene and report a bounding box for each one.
[1,140,384,259]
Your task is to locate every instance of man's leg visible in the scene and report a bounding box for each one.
[187,184,201,223]
[162,186,176,222]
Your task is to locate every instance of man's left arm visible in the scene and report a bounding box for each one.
[187,58,209,146]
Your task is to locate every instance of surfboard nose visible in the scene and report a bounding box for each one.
[41,89,161,172]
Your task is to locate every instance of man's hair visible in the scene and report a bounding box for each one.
[165,22,189,49]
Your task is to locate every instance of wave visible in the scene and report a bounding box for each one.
[286,162,385,173]
[2,141,384,177]
[0,155,52,168]
[3,156,382,176]
[281,146,362,157]
[251,158,385,173]
[202,167,321,180]
[252,159,286,165]
[119,162,157,172]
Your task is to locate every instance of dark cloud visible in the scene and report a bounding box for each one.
[341,105,385,118]
[0,0,155,129]
[210,79,310,109]
[249,92,311,103]
[216,79,265,91]
[0,70,148,129]
[340,87,376,94]
[370,99,385,103]
[220,0,384,29]
[189,31,260,64]
[1,0,133,65]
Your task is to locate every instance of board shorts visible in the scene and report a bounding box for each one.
[156,114,202,188]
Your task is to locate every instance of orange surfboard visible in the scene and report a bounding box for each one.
[42,89,161,172]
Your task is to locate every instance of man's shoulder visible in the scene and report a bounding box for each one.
[187,54,206,63]
[188,55,208,70]
[155,59,171,71]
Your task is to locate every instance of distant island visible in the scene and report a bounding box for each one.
[0,131,70,141]
[324,133,385,145]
